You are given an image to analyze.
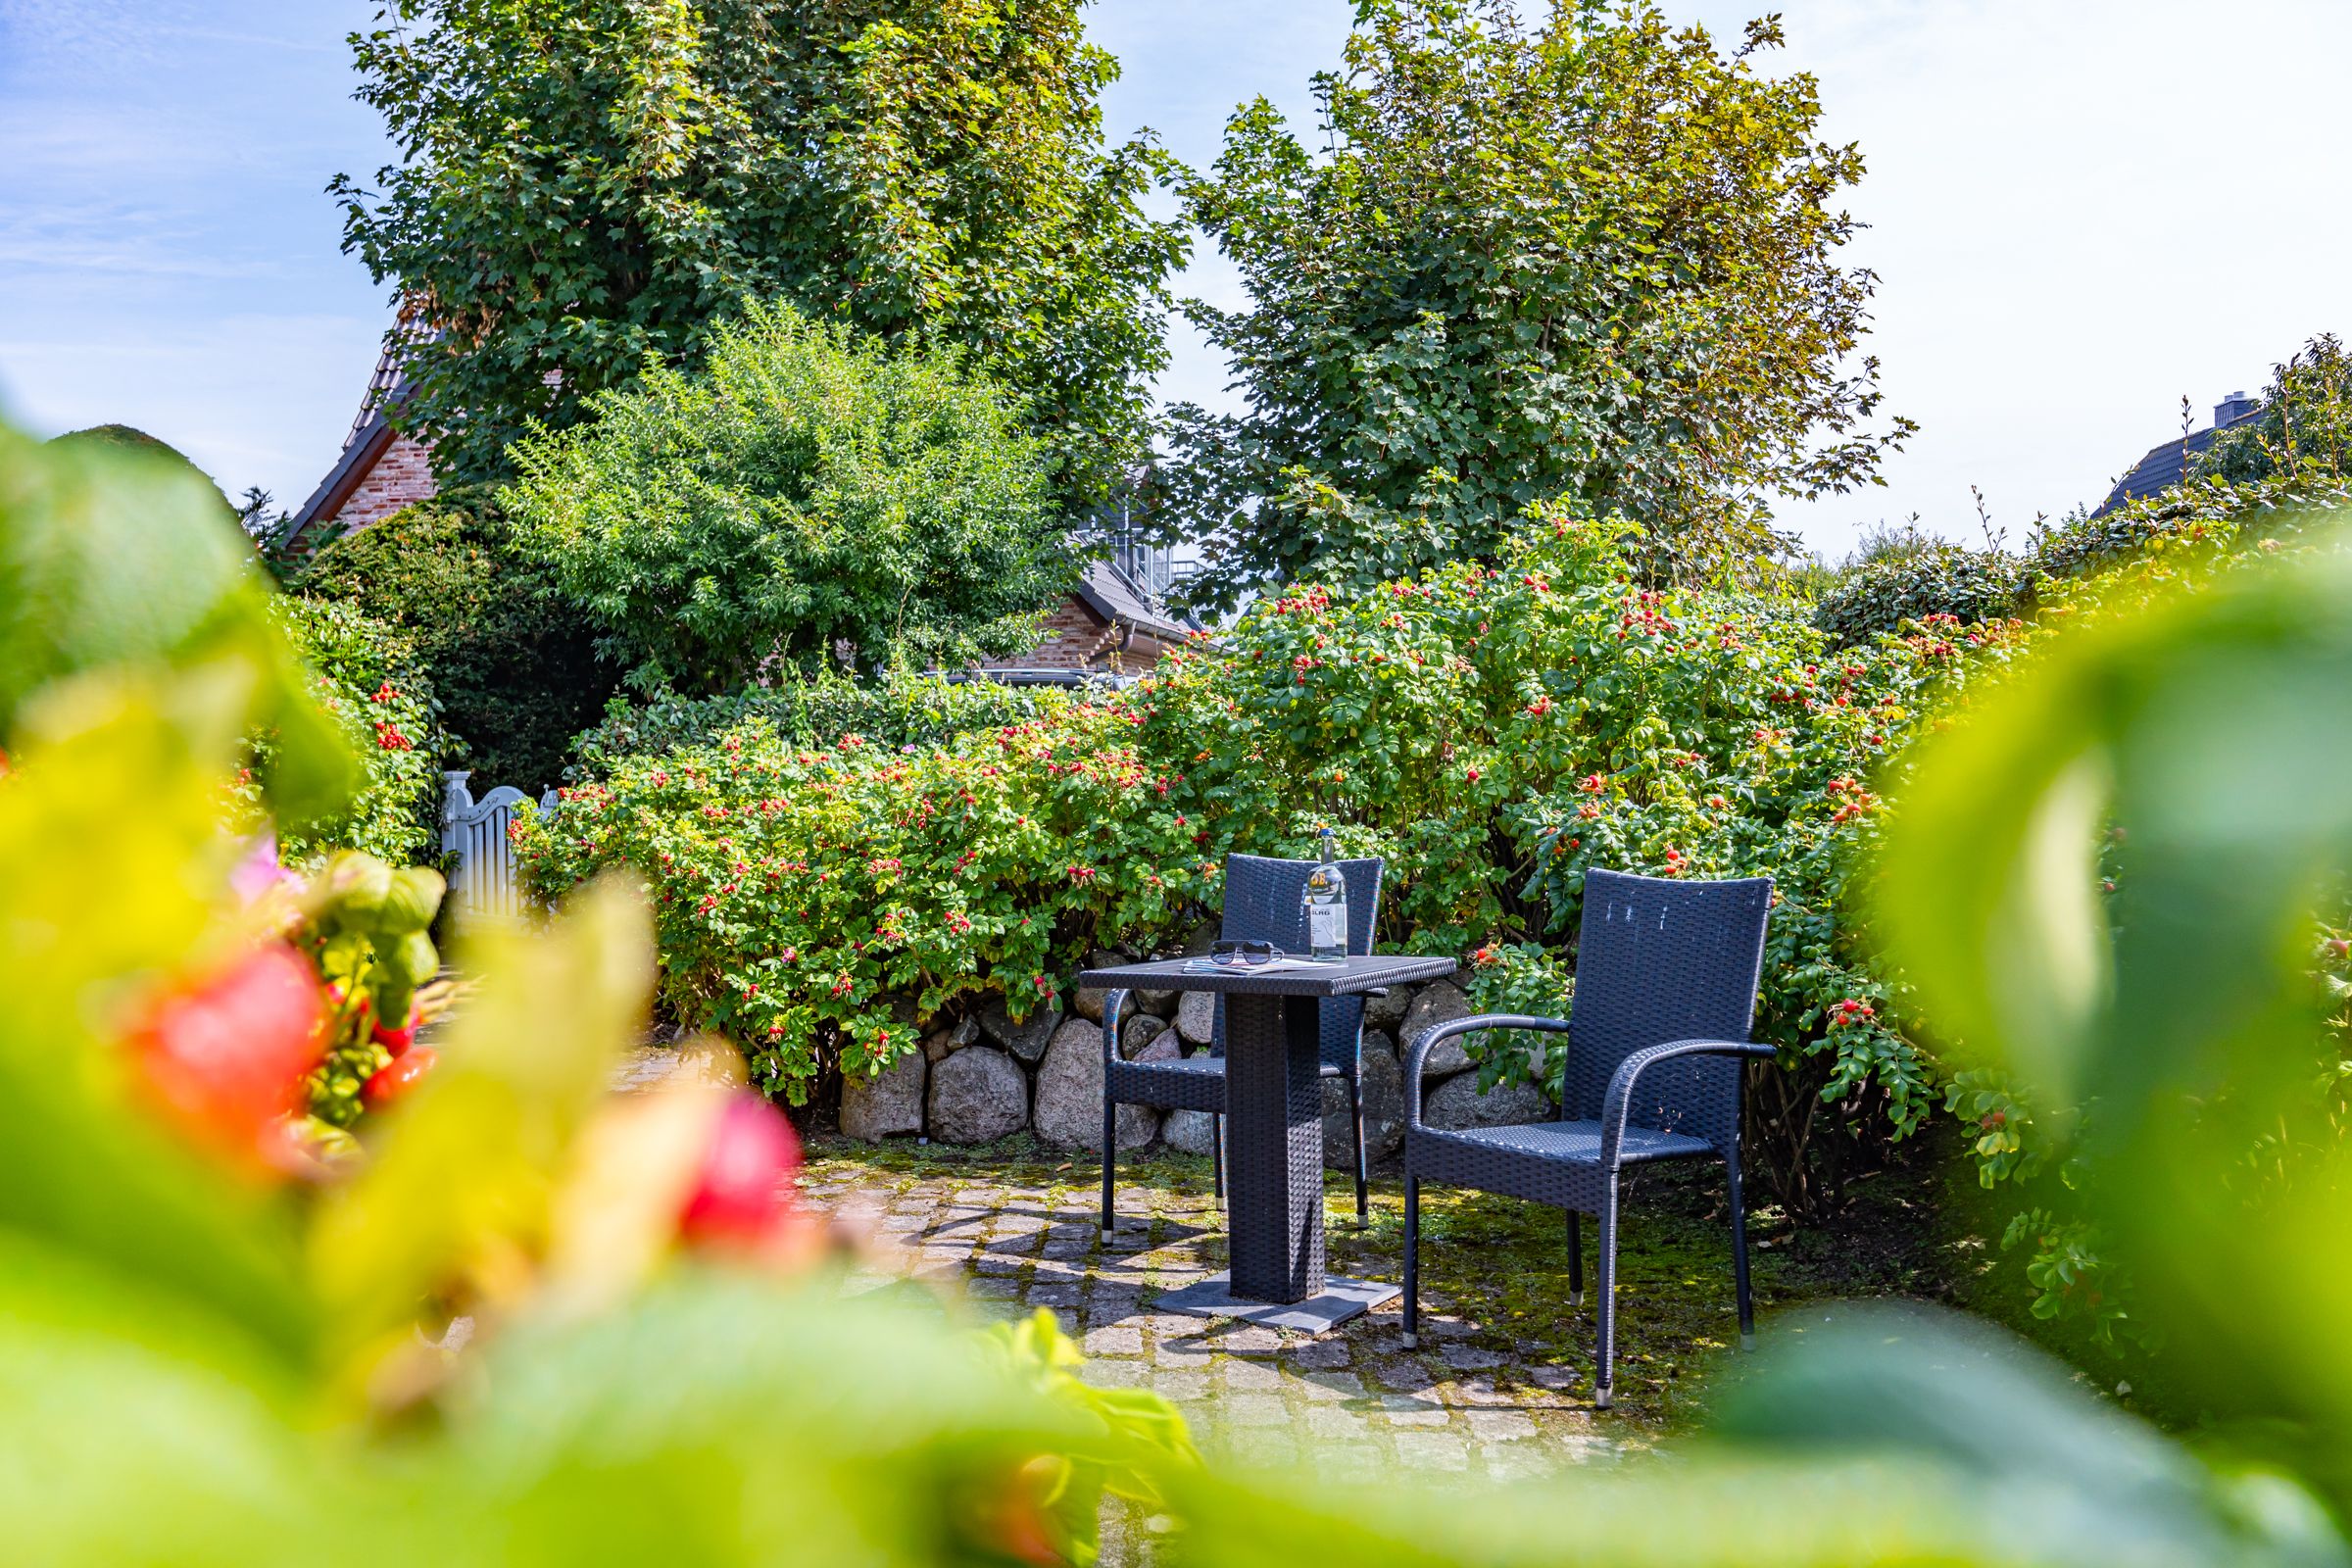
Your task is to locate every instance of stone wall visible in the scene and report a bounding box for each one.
[836,949,1553,1167]
[329,430,440,531]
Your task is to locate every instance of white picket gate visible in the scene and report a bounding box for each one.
[440,771,560,920]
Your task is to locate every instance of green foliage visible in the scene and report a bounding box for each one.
[298,502,617,792]
[2197,332,2352,487]
[517,511,1990,1214]
[1814,543,2025,646]
[1162,0,1911,610]
[258,597,442,864]
[332,0,1188,506]
[568,669,1048,780]
[502,301,1077,693]
[16,410,2352,1568]
[1876,518,2352,1496]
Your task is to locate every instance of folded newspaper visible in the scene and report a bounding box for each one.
[1178,956,1329,975]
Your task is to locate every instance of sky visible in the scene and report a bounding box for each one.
[2,0,2346,559]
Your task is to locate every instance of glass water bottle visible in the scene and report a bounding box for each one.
[1302,828,1349,962]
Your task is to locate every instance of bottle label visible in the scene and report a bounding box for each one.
[1309,903,1346,952]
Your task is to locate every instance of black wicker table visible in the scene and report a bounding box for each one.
[1077,954,1459,1332]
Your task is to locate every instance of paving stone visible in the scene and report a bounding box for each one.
[1465,1409,1539,1441]
[1085,1326,1145,1355]
[1222,1394,1291,1429]
[1441,1345,1505,1371]
[1150,1370,1208,1401]
[1282,1338,1352,1370]
[1302,1404,1371,1439]
[1294,1371,1368,1403]
[1393,1432,1471,1470]
[1085,1358,1150,1389]
[1221,1358,1282,1392]
[1229,1430,1299,1465]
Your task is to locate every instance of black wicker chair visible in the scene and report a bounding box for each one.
[1099,852,1386,1242]
[1402,868,1775,1410]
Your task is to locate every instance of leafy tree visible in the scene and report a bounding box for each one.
[331,0,1187,508]
[2195,332,2352,486]
[297,502,620,792]
[1161,0,1912,609]
[500,300,1073,692]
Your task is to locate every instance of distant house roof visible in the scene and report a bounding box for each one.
[1074,558,1198,646]
[2094,391,2263,514]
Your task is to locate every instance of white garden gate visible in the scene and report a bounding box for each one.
[440,771,560,920]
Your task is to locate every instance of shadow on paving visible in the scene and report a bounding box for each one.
[796,1136,1954,1483]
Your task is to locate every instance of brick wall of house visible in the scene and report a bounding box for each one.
[986,597,1118,670]
[329,432,439,530]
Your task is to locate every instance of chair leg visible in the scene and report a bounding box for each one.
[1728,1156,1756,1350]
[1594,1175,1621,1411]
[1402,1175,1420,1349]
[1100,1093,1116,1243]
[1210,1114,1224,1207]
[1347,1069,1368,1227]
[1566,1209,1583,1307]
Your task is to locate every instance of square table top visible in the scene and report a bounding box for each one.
[1076,953,1457,998]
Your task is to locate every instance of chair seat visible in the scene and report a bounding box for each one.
[1107,1052,1348,1115]
[1406,1118,1716,1210]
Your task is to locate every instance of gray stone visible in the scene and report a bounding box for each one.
[920,1029,955,1064]
[1182,919,1220,956]
[1175,988,1217,1048]
[1422,1071,1550,1132]
[927,1046,1028,1145]
[948,1013,982,1049]
[978,994,1060,1063]
[1400,980,1473,1076]
[1363,980,1413,1033]
[1073,949,1123,1022]
[1133,985,1180,1014]
[1323,1029,1403,1166]
[1163,1108,1219,1156]
[1133,1029,1182,1065]
[1119,1012,1168,1058]
[841,1050,926,1141]
[1033,1018,1157,1151]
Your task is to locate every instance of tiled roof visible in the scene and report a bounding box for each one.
[2094,398,2263,515]
[1073,558,1200,645]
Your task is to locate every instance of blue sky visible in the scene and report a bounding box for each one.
[3,1,2347,556]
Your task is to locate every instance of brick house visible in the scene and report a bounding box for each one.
[280,338,1199,676]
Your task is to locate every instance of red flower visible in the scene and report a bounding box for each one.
[129,945,326,1167]
[364,1046,438,1108]
[678,1093,803,1249]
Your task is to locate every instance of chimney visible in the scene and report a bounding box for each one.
[2214,389,2259,428]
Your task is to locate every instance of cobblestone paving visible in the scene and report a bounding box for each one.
[797,1150,1631,1481]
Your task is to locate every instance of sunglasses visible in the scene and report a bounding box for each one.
[1208,939,1281,967]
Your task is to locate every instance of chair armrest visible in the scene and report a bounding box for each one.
[1404,1014,1572,1126]
[1598,1039,1778,1170]
[1100,989,1129,1067]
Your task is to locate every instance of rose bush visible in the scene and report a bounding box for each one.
[519,511,2018,1210]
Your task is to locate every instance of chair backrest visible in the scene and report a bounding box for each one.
[1561,868,1772,1154]
[1212,852,1386,1070]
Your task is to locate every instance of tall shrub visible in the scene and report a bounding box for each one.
[502,302,1077,694]
[298,503,617,792]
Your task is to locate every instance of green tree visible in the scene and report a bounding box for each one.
[1161,0,1911,609]
[501,301,1073,692]
[332,0,1188,507]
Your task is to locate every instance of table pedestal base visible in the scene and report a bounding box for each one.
[1153,1272,1400,1335]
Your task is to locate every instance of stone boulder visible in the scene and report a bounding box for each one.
[1321,1030,1403,1166]
[1163,1108,1219,1157]
[1033,1018,1157,1151]
[1361,980,1413,1034]
[1118,1012,1168,1058]
[1132,1028,1182,1065]
[978,994,1060,1063]
[1399,980,1473,1075]
[1422,1071,1550,1133]
[1175,988,1218,1048]
[927,1046,1028,1145]
[1133,983,1180,1015]
[1072,949,1124,1022]
[840,1050,926,1141]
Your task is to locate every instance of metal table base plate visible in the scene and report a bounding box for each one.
[1153,1272,1400,1335]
